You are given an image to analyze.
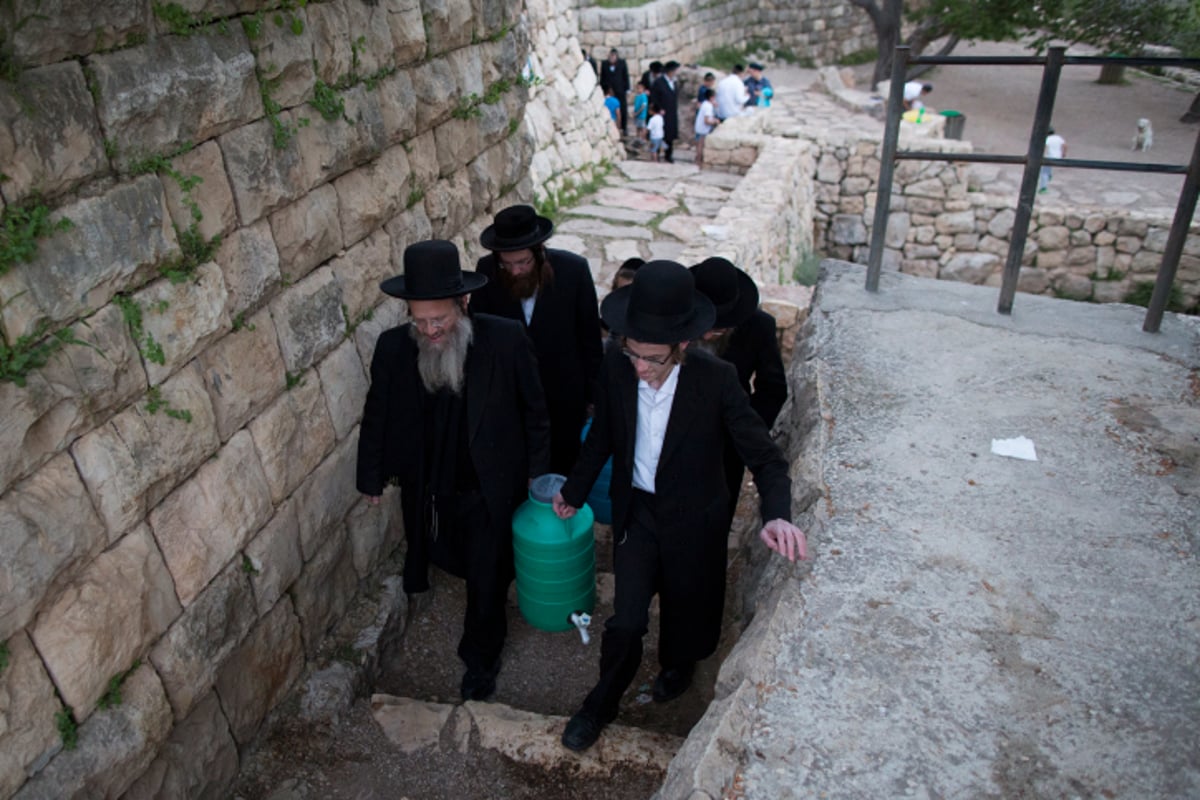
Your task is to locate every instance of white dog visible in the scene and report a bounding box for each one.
[1133,118,1154,151]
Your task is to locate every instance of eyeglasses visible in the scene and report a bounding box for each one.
[621,347,672,366]
[413,314,455,333]
[499,253,536,271]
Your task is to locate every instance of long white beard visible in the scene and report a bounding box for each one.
[412,315,473,394]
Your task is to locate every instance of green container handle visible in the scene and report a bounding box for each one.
[528,473,571,540]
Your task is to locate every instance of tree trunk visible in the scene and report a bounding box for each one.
[1097,63,1125,84]
[847,0,901,90]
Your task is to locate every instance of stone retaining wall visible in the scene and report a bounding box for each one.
[575,0,872,74]
[0,1,616,797]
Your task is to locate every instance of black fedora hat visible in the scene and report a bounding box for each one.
[380,240,488,300]
[600,260,715,344]
[479,205,555,252]
[690,257,759,329]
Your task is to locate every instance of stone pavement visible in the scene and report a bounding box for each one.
[661,260,1200,798]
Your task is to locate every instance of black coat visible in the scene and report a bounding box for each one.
[356,314,551,591]
[600,57,630,97]
[650,74,679,142]
[723,308,787,429]
[469,249,604,474]
[560,347,791,659]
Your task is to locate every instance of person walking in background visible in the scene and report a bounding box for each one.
[600,48,631,135]
[647,104,665,162]
[689,257,787,526]
[357,240,550,703]
[693,87,719,169]
[1040,127,1067,193]
[640,60,663,95]
[469,205,604,475]
[553,261,807,753]
[651,60,680,163]
[902,80,932,111]
[716,64,749,120]
[743,62,772,107]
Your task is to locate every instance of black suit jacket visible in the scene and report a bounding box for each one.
[650,75,679,141]
[600,58,630,96]
[357,314,550,589]
[469,248,603,473]
[561,347,790,545]
[724,308,787,429]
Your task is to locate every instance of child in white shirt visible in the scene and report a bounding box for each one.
[647,105,665,162]
[693,87,719,169]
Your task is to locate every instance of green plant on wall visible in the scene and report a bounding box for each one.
[145,385,193,422]
[114,294,165,366]
[0,319,90,387]
[0,639,9,676]
[152,2,230,36]
[309,79,347,122]
[0,196,74,277]
[55,707,77,750]
[97,660,141,709]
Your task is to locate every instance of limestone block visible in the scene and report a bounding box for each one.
[903,177,945,199]
[1083,213,1108,234]
[1067,247,1096,267]
[294,84,387,189]
[378,69,419,145]
[1054,272,1093,300]
[308,1,353,84]
[11,664,172,800]
[914,225,935,245]
[903,244,940,260]
[214,596,304,745]
[197,309,286,442]
[133,262,231,387]
[249,375,337,506]
[1093,279,1132,304]
[346,493,404,579]
[5,0,147,66]
[91,32,261,167]
[335,147,411,246]
[829,214,867,246]
[815,153,842,184]
[978,235,1008,256]
[837,196,865,215]
[220,117,308,225]
[160,141,238,242]
[841,176,871,196]
[412,56,459,132]
[1036,225,1069,251]
[214,219,281,318]
[71,367,219,536]
[269,266,347,373]
[884,212,909,249]
[1118,217,1149,237]
[291,523,357,657]
[1131,250,1162,272]
[385,205,435,267]
[905,197,942,216]
[1016,267,1050,295]
[247,9,315,108]
[406,130,441,196]
[987,208,1015,239]
[435,115,487,180]
[0,374,80,497]
[269,185,343,285]
[425,169,475,239]
[0,62,105,203]
[1095,246,1117,273]
[148,430,273,606]
[940,252,999,284]
[316,338,371,441]
[1036,249,1066,269]
[1038,209,1064,227]
[1115,235,1141,254]
[423,0,475,55]
[0,632,61,800]
[386,0,427,66]
[149,562,258,721]
[0,454,108,641]
[295,434,360,560]
[23,176,176,325]
[120,691,239,800]
[901,259,938,278]
[954,233,979,250]
[1069,229,1092,248]
[1143,228,1169,253]
[244,498,303,617]
[353,298,408,373]
[943,198,972,213]
[29,526,181,719]
[349,0,396,78]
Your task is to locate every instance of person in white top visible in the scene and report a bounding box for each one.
[1040,127,1067,193]
[693,87,719,169]
[552,260,808,753]
[903,80,932,111]
[715,64,750,120]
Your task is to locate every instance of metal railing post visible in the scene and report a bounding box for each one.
[998,46,1065,315]
[866,46,910,292]
[1143,126,1200,333]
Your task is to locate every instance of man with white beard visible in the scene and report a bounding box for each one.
[357,239,550,702]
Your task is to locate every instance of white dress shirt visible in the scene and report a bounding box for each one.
[520,294,536,325]
[716,73,748,120]
[632,365,680,493]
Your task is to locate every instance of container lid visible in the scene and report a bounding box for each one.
[530,473,568,504]
[940,110,963,117]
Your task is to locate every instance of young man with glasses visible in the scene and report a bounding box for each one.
[470,205,603,474]
[551,260,807,752]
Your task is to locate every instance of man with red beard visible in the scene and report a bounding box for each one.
[357,240,550,702]
[470,205,604,474]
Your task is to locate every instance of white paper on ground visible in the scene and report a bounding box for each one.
[991,436,1038,461]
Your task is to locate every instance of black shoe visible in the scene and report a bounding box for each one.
[461,660,500,702]
[652,664,694,703]
[561,711,604,752]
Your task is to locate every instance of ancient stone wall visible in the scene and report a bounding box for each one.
[575,0,873,74]
[0,1,617,797]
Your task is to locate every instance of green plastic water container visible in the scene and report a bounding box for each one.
[512,474,596,632]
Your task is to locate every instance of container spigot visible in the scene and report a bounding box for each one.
[569,611,592,645]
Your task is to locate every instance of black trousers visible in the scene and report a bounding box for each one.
[581,489,725,722]
[663,137,675,163]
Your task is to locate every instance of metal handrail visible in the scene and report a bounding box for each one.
[865,46,1200,333]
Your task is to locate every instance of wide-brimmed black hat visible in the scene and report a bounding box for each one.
[690,257,759,329]
[380,240,488,299]
[479,205,554,252]
[600,260,715,344]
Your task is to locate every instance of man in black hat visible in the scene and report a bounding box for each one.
[650,60,680,163]
[470,205,603,475]
[357,239,550,702]
[551,260,807,752]
[690,257,788,524]
[600,48,631,134]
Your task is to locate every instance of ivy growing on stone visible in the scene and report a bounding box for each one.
[309,79,346,122]
[55,707,78,751]
[97,660,141,709]
[0,195,74,277]
[145,385,193,422]
[114,294,166,367]
[0,321,89,387]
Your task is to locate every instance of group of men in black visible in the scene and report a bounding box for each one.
[594,47,685,163]
[356,204,807,752]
